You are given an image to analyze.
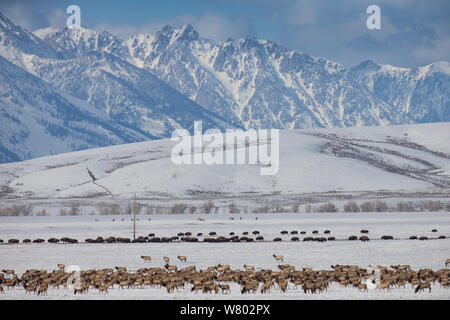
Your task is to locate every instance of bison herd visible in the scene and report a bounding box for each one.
[0,228,446,245]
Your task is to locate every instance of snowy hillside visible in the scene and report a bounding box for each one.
[0,123,448,200]
[0,55,151,163]
[347,60,450,123]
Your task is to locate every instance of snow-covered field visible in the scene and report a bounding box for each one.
[0,212,449,299]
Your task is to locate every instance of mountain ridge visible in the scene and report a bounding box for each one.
[0,11,448,163]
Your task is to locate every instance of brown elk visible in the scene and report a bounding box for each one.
[37,283,48,295]
[25,285,36,294]
[446,259,450,267]
[278,279,288,292]
[216,264,230,273]
[273,254,284,262]
[178,256,187,262]
[415,282,431,293]
[97,285,109,294]
[2,269,14,275]
[115,266,127,273]
[260,282,271,293]
[218,284,231,293]
[163,257,170,264]
[165,264,177,272]
[243,264,255,271]
[241,281,258,294]
[357,283,368,292]
[141,256,151,261]
[57,264,65,271]
[0,286,4,294]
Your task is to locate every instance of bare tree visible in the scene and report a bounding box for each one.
[360,201,375,212]
[316,202,338,213]
[375,200,388,212]
[343,201,360,212]
[172,203,188,214]
[228,203,240,214]
[427,200,441,212]
[201,201,215,214]
[188,206,197,214]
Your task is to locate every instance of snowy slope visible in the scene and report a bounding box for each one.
[0,123,448,199]
[347,60,450,123]
[22,51,233,138]
[0,15,233,162]
[0,55,152,163]
[0,12,58,69]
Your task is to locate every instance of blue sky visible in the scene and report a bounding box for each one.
[1,0,449,68]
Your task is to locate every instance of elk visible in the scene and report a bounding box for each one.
[278,279,288,292]
[0,286,4,294]
[25,285,36,295]
[243,264,255,271]
[260,282,271,294]
[415,282,431,293]
[177,256,187,262]
[218,284,231,293]
[273,254,284,262]
[357,283,368,292]
[165,264,177,272]
[216,264,230,273]
[163,257,170,264]
[141,256,152,261]
[2,269,14,275]
[37,284,48,295]
[57,264,65,271]
[115,266,127,273]
[446,259,450,267]
[97,285,109,294]
[241,281,258,294]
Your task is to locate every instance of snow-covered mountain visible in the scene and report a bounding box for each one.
[0,12,59,68]
[124,25,408,129]
[0,11,448,163]
[34,27,131,61]
[21,50,232,138]
[0,55,150,163]
[347,60,450,123]
[0,13,232,162]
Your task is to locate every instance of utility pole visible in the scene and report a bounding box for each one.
[133,192,136,240]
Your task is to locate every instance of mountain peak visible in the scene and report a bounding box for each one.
[33,26,126,59]
[157,24,199,43]
[353,60,381,71]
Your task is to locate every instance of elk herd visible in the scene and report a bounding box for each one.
[1,257,449,296]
